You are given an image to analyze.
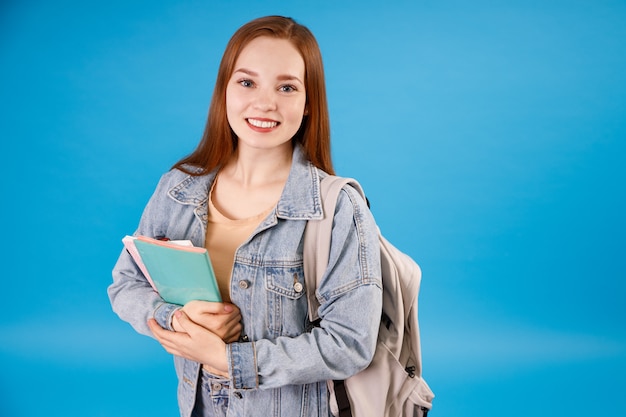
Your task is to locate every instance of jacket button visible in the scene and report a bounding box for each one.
[293,282,303,293]
[238,280,250,289]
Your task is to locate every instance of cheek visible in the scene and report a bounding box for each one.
[286,99,307,122]
[225,90,236,112]
[226,92,244,123]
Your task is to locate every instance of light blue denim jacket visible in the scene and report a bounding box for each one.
[108,145,382,417]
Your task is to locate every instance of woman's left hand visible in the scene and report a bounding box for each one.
[148,310,228,375]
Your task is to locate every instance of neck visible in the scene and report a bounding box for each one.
[222,143,293,188]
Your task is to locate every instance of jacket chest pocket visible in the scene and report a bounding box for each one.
[265,265,307,338]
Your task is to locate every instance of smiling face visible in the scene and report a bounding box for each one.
[226,36,307,154]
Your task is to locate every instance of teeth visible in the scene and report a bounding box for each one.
[248,119,278,129]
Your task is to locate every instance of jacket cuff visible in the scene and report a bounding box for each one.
[152,302,181,331]
[227,342,258,390]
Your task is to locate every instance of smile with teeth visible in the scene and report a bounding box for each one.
[247,118,279,129]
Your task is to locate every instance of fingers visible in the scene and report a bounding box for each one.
[148,315,209,358]
[180,302,242,342]
[178,310,241,343]
[148,318,169,338]
[168,309,210,341]
[147,315,228,371]
[221,309,243,328]
[182,301,240,324]
[175,310,234,342]
[212,316,242,342]
[184,300,238,315]
[148,318,187,357]
[216,313,242,343]
[224,325,243,343]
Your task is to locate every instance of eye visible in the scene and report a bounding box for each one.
[279,84,297,93]
[238,79,254,88]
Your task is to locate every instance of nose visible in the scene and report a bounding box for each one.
[252,87,277,112]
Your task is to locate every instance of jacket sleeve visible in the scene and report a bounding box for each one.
[108,172,183,337]
[227,185,383,390]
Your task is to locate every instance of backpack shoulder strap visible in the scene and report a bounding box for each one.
[303,175,366,322]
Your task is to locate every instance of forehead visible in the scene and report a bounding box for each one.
[234,36,305,77]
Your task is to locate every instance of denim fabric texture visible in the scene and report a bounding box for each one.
[192,369,231,417]
[108,145,383,417]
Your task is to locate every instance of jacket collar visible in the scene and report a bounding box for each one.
[167,145,324,221]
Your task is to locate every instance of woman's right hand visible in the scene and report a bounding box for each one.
[173,301,242,343]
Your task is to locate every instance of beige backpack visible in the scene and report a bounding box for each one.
[304,176,435,417]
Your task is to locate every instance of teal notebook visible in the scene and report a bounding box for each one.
[127,236,222,305]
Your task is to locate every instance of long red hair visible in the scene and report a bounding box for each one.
[173,16,334,175]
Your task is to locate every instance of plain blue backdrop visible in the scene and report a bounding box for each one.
[1,0,625,415]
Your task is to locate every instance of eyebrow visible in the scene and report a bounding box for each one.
[233,68,304,84]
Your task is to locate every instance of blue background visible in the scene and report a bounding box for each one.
[1,0,625,415]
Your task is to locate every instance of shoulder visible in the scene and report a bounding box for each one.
[159,166,215,188]
[324,176,376,236]
[319,174,370,216]
[159,164,206,185]
[152,166,215,200]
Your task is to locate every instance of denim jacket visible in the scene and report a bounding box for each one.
[108,145,382,417]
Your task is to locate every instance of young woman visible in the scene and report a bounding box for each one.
[109,16,382,417]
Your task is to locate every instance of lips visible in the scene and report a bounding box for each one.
[247,118,279,129]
